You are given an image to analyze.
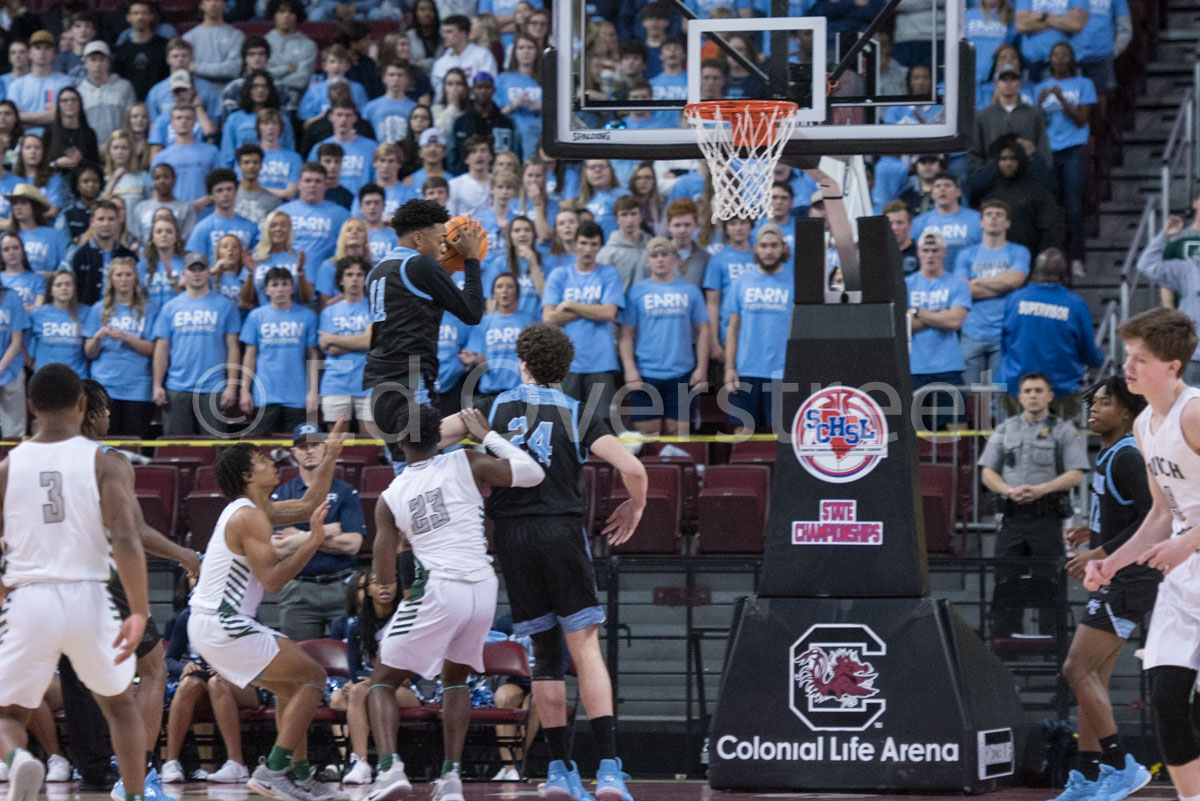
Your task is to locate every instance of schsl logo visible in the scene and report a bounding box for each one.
[793,386,888,484]
[790,624,886,732]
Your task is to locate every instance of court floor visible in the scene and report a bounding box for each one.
[33,781,1172,801]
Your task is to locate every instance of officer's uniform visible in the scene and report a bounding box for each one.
[978,410,1089,635]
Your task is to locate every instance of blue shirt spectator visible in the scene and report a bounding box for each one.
[542,257,625,374]
[1016,0,1089,69]
[727,266,792,380]
[1035,72,1096,151]
[16,226,68,274]
[257,148,304,194]
[906,261,972,376]
[136,256,184,308]
[912,186,983,277]
[186,211,260,263]
[83,298,159,402]
[966,7,1018,86]
[621,271,708,381]
[277,192,351,268]
[0,270,44,310]
[28,303,86,375]
[220,111,297,168]
[319,297,371,398]
[308,135,378,195]
[0,289,27,388]
[299,77,370,121]
[435,311,471,394]
[239,301,318,408]
[152,140,221,203]
[152,288,240,394]
[702,232,756,344]
[465,308,535,394]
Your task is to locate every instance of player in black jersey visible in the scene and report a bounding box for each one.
[1058,376,1157,801]
[439,323,647,801]
[363,199,484,462]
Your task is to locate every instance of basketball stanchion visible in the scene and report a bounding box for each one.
[704,211,1027,792]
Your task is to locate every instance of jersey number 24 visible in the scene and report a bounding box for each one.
[507,417,553,467]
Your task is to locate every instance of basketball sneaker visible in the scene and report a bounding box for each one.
[594,759,633,801]
[566,763,595,801]
[296,775,349,801]
[160,761,185,784]
[7,750,44,801]
[1095,755,1151,801]
[45,755,71,783]
[1046,770,1100,801]
[431,771,464,801]
[111,767,163,801]
[207,761,249,784]
[491,767,520,782]
[248,761,309,801]
[366,759,412,801]
[542,760,574,801]
[341,757,372,786]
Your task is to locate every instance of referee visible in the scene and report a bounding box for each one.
[364,199,484,463]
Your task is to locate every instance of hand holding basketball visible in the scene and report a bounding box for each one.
[442,216,488,271]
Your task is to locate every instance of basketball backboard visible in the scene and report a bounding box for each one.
[542,0,972,159]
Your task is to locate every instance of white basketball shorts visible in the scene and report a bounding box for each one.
[379,574,498,678]
[188,609,282,688]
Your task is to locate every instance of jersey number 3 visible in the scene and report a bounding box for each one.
[409,488,450,534]
[507,417,553,467]
[40,471,64,524]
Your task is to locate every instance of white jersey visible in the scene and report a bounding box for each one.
[2,436,106,587]
[380,449,494,582]
[190,498,263,616]
[1135,386,1200,536]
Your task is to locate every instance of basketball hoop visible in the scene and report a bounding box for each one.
[684,100,801,223]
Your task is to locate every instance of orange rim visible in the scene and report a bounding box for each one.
[685,100,800,148]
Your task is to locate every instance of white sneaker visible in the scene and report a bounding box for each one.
[431,772,464,801]
[159,761,185,784]
[341,759,372,786]
[44,755,71,783]
[7,750,45,801]
[492,768,520,782]
[207,761,249,784]
[366,758,411,801]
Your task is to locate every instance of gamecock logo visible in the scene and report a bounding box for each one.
[789,624,886,731]
[793,386,888,484]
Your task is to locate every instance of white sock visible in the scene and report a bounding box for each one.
[1178,793,1200,801]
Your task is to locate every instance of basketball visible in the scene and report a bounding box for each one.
[442,216,487,272]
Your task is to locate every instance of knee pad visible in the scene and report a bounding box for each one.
[1150,666,1200,765]
[531,628,564,682]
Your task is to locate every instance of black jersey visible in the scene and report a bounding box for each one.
[1090,435,1159,588]
[484,384,612,519]
[363,247,483,391]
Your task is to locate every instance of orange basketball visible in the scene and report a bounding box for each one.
[442,216,488,272]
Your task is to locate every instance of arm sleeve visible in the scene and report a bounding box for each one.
[482,430,545,487]
[1099,448,1153,553]
[409,255,485,325]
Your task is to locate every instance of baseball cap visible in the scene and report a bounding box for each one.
[169,70,193,91]
[995,62,1021,80]
[918,229,947,249]
[472,71,495,86]
[183,252,209,270]
[28,30,54,47]
[83,40,111,58]
[419,127,447,147]
[292,422,325,446]
[646,236,672,255]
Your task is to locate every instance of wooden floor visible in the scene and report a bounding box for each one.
[32,780,1176,801]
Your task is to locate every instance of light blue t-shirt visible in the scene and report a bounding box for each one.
[239,303,318,407]
[362,96,416,145]
[255,148,303,192]
[219,110,297,168]
[906,271,972,375]
[6,73,72,135]
[251,251,305,306]
[912,206,984,274]
[0,289,27,385]
[483,255,543,321]
[136,256,184,308]
[367,227,400,265]
[494,72,543,159]
[1016,0,1089,63]
[308,135,378,195]
[702,245,757,344]
[476,207,518,257]
[465,310,534,394]
[27,304,86,376]
[82,300,159,401]
[541,263,626,374]
[729,269,792,380]
[349,183,419,221]
[966,8,1017,85]
[1034,75,1097,151]
[148,116,206,148]
[621,278,708,380]
[953,241,1031,341]
[276,199,350,268]
[318,297,370,397]
[649,70,688,127]
[18,226,68,274]
[152,291,239,393]
[299,78,370,120]
[185,212,261,262]
[436,311,470,393]
[152,142,221,203]
[146,74,220,121]
[1072,0,1129,60]
[0,270,44,309]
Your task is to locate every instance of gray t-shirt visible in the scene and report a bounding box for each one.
[235,188,282,226]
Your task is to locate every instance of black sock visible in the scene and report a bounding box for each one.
[544,727,569,764]
[589,716,617,761]
[1079,751,1103,781]
[1098,734,1125,768]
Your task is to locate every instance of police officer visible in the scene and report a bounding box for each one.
[979,371,1089,636]
[271,422,366,640]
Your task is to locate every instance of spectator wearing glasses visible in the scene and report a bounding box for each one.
[221,37,272,118]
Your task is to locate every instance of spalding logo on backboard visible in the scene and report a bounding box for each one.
[793,386,888,484]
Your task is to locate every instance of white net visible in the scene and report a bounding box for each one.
[684,101,801,223]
